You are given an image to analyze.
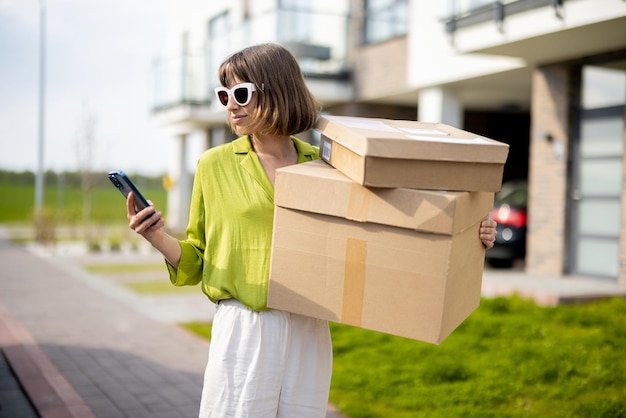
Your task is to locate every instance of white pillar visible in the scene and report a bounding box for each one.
[418,87,463,128]
[167,133,191,233]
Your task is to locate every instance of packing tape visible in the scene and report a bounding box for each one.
[347,183,370,221]
[342,238,367,326]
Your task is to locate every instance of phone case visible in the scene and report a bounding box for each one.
[107,171,150,211]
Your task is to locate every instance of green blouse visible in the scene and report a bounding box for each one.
[166,135,319,311]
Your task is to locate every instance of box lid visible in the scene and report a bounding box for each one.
[316,115,509,163]
[275,160,494,235]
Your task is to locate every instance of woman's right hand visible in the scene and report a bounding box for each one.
[127,191,165,241]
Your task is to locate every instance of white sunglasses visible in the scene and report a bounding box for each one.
[214,82,258,107]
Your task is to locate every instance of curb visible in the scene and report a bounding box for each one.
[0,302,97,418]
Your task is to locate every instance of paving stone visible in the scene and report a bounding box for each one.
[0,237,354,417]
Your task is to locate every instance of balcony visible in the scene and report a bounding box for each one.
[444,0,563,33]
[152,54,209,112]
[150,53,222,132]
[443,0,626,65]
[151,7,353,131]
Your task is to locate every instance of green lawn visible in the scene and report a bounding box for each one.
[181,322,213,341]
[82,263,199,295]
[83,263,166,274]
[0,183,167,223]
[121,280,200,295]
[182,297,626,418]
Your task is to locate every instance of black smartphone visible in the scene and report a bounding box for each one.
[107,171,151,211]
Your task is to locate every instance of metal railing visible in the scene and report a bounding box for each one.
[152,8,351,111]
[444,0,564,34]
[152,54,209,111]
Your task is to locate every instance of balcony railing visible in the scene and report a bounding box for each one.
[152,54,209,111]
[151,8,351,112]
[444,0,564,34]
[208,8,350,81]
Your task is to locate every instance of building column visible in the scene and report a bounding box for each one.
[418,87,463,127]
[205,126,228,150]
[167,133,191,234]
[527,64,569,277]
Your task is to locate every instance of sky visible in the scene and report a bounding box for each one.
[0,0,174,175]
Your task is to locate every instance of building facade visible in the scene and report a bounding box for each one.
[151,0,626,284]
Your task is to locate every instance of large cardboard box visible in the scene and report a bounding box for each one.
[317,115,509,192]
[268,160,495,344]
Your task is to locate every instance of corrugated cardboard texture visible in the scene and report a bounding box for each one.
[274,160,494,235]
[268,207,486,344]
[317,115,510,191]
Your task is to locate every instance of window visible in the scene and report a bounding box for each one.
[571,61,626,279]
[209,11,229,40]
[363,0,408,44]
[447,0,494,16]
[208,11,230,94]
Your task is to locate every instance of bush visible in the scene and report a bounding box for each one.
[33,207,56,244]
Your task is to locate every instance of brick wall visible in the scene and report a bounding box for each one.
[353,37,409,102]
[526,64,570,276]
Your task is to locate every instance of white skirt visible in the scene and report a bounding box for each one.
[198,299,333,418]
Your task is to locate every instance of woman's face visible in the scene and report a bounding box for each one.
[225,77,259,136]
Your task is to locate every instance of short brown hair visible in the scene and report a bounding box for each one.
[217,43,321,136]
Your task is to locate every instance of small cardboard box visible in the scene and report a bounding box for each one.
[316,115,509,191]
[268,160,495,344]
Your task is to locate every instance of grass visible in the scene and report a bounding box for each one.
[0,183,167,223]
[0,182,168,245]
[121,280,200,295]
[181,296,626,418]
[181,322,213,341]
[82,263,199,295]
[83,263,166,274]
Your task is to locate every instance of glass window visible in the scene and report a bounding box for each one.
[576,238,619,278]
[249,0,277,15]
[578,200,620,237]
[281,0,348,13]
[208,12,231,91]
[579,159,622,197]
[582,63,626,109]
[281,0,312,8]
[580,116,624,157]
[450,0,495,15]
[364,0,408,44]
[209,11,229,39]
[571,61,625,280]
[279,8,311,42]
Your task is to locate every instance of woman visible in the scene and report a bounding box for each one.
[127,43,498,418]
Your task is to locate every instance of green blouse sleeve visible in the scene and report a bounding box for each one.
[165,241,204,286]
[166,159,207,287]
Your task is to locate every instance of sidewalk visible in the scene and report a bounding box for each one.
[0,239,208,418]
[481,266,626,306]
[2,235,626,418]
[0,237,347,418]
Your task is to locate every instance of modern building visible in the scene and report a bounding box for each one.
[151,0,626,285]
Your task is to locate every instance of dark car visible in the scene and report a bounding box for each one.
[485,181,528,268]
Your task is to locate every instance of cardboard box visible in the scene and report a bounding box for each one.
[316,115,509,191]
[268,160,495,344]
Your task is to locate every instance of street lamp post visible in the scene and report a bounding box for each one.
[34,0,46,236]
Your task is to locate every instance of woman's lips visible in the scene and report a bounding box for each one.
[231,114,246,124]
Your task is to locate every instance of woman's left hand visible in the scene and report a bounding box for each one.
[480,218,497,250]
